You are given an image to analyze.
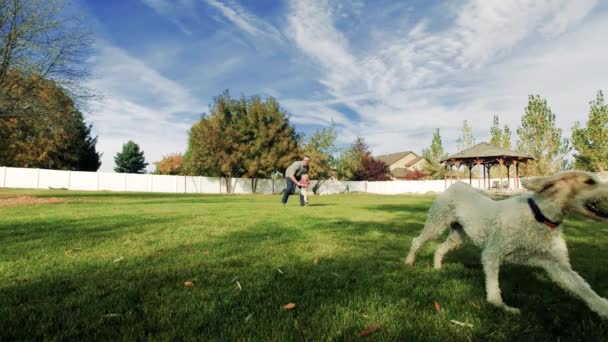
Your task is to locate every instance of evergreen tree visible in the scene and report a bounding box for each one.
[114,141,148,173]
[422,129,447,179]
[517,95,570,176]
[572,91,608,172]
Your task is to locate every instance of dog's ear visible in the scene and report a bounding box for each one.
[521,175,555,192]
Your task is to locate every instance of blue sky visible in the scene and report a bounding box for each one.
[77,0,608,172]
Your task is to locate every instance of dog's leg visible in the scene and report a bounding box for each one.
[482,250,520,314]
[433,227,464,269]
[405,201,453,265]
[532,258,608,319]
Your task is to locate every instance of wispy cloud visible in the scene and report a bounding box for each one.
[284,0,603,155]
[87,43,204,171]
[140,0,195,34]
[205,0,284,43]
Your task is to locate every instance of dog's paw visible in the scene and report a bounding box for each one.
[502,305,520,315]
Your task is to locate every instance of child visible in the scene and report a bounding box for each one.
[299,173,311,205]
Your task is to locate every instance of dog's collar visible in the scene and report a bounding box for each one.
[527,197,561,229]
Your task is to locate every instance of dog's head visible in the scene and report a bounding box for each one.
[522,171,608,221]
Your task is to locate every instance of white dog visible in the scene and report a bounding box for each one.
[405,171,608,317]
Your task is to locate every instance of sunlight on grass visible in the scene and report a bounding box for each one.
[1,189,607,340]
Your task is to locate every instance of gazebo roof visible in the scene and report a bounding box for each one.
[441,142,533,163]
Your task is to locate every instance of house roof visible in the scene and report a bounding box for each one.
[404,156,425,167]
[441,142,533,163]
[375,151,413,166]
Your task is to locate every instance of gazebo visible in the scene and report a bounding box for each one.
[440,142,534,190]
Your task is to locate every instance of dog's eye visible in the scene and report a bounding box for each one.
[585,179,597,185]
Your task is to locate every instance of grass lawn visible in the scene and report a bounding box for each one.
[1,189,608,341]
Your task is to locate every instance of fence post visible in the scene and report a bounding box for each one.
[124,173,127,192]
[2,166,6,187]
[36,168,40,189]
[67,170,71,190]
[97,172,100,191]
[150,174,154,192]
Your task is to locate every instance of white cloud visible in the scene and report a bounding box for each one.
[206,0,283,42]
[285,0,604,156]
[87,43,204,172]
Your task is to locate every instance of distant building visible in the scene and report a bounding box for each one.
[374,151,427,179]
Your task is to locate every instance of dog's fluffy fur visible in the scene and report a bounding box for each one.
[405,171,608,317]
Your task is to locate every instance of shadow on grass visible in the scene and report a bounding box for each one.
[2,214,608,340]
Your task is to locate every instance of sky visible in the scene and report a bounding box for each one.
[77,0,608,172]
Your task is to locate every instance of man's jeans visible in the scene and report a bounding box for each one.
[281,178,305,206]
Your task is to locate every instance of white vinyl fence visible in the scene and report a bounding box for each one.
[2,166,605,195]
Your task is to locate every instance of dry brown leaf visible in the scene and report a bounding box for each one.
[313,257,319,265]
[184,281,195,287]
[434,301,442,313]
[281,303,296,310]
[357,324,381,337]
[64,249,72,255]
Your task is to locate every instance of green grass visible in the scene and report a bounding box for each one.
[1,189,608,341]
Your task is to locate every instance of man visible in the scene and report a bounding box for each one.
[282,156,310,206]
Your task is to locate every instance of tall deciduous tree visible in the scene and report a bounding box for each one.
[517,95,570,176]
[422,128,447,179]
[114,140,148,174]
[455,120,475,152]
[242,96,300,192]
[572,91,608,172]
[336,136,369,180]
[0,0,94,116]
[302,123,339,193]
[0,72,101,170]
[184,91,300,193]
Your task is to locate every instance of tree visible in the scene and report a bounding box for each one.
[352,153,391,181]
[490,115,502,147]
[572,91,608,172]
[184,91,300,193]
[0,0,94,117]
[242,96,300,192]
[302,123,339,193]
[488,115,512,178]
[154,153,184,175]
[114,141,148,173]
[336,136,369,180]
[455,120,475,152]
[517,95,570,176]
[0,72,100,170]
[422,129,448,179]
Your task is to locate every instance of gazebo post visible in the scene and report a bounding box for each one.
[468,164,473,185]
[498,158,504,191]
[514,160,519,189]
[507,163,511,190]
[476,159,482,189]
[454,160,461,180]
[487,164,492,190]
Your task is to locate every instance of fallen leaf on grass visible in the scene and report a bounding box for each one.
[245,314,253,322]
[313,257,319,265]
[357,324,381,337]
[434,301,442,313]
[230,276,239,283]
[236,281,242,291]
[102,313,122,318]
[64,248,81,255]
[276,268,284,274]
[184,281,195,287]
[450,320,474,328]
[113,257,124,263]
[281,303,296,310]
[331,272,340,278]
